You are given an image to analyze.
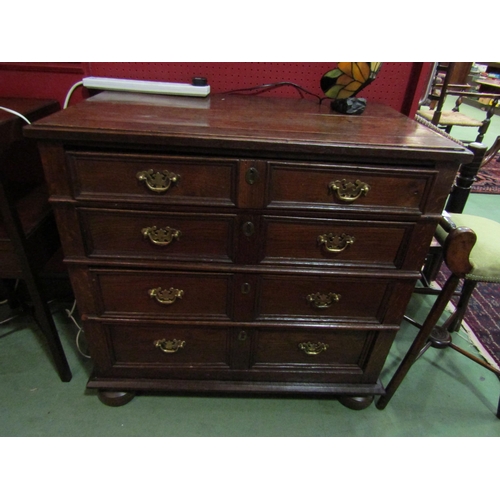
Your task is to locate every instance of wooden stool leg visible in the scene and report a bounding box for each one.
[377,274,460,410]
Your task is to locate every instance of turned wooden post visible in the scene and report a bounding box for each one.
[445,142,487,214]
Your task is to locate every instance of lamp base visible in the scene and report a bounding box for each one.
[331,97,367,115]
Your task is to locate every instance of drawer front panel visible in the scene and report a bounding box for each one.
[267,162,434,212]
[261,216,412,268]
[107,323,231,369]
[68,152,238,206]
[79,208,236,262]
[251,328,373,369]
[256,275,393,322]
[93,270,233,320]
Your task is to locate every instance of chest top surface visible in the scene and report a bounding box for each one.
[24,92,471,163]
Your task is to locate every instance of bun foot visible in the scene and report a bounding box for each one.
[338,395,374,411]
[97,390,135,407]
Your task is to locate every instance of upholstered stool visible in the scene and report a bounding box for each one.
[376,213,500,418]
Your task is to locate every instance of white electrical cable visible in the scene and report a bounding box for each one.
[0,313,20,325]
[65,299,90,358]
[63,81,83,109]
[0,106,31,124]
[63,81,90,359]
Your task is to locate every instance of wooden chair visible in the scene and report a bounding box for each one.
[0,98,71,382]
[417,62,499,144]
[375,112,500,417]
[376,213,500,417]
[414,115,500,285]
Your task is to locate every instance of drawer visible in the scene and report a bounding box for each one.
[256,275,393,323]
[86,321,393,384]
[267,161,435,213]
[92,269,233,320]
[105,323,231,370]
[67,151,238,207]
[79,208,237,263]
[251,328,377,375]
[261,216,414,268]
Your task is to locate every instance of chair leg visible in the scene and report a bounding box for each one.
[0,184,71,380]
[447,280,477,332]
[376,274,460,410]
[23,273,72,382]
[421,249,444,285]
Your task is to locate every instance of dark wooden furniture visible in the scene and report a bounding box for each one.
[25,92,471,407]
[0,97,71,382]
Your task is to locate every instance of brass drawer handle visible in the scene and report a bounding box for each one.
[307,292,341,309]
[149,287,184,305]
[318,233,355,253]
[298,342,329,355]
[136,169,180,193]
[142,226,181,246]
[329,179,370,202]
[154,339,185,354]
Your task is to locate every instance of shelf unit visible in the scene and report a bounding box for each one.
[463,62,500,115]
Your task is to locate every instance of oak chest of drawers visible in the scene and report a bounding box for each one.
[26,92,471,408]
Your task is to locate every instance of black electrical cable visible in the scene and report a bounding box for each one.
[220,81,327,104]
